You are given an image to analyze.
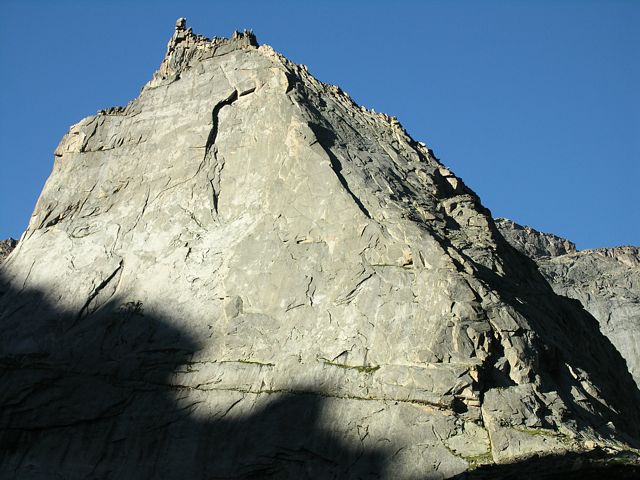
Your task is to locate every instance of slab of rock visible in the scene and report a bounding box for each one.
[1,19,639,479]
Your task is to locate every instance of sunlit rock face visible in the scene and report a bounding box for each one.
[497,218,640,390]
[1,19,639,479]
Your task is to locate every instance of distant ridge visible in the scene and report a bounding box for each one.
[497,218,640,389]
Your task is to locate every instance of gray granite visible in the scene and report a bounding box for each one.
[1,19,638,479]
[497,219,640,389]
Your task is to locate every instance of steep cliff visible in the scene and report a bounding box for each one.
[497,218,640,390]
[1,20,639,479]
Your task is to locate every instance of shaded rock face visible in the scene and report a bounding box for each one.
[495,218,576,259]
[0,239,17,263]
[497,219,640,389]
[1,20,639,479]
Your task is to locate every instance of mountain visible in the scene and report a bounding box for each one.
[494,218,577,259]
[0,239,16,263]
[497,218,640,389]
[1,19,639,479]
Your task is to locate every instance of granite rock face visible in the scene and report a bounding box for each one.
[0,239,17,263]
[1,20,639,479]
[497,219,640,389]
[495,218,576,259]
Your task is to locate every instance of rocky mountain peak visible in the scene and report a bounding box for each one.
[155,18,258,85]
[0,238,17,263]
[1,20,639,479]
[495,218,576,259]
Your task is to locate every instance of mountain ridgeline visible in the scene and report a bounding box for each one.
[1,19,639,479]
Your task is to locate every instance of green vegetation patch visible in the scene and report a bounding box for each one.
[221,359,275,367]
[462,451,494,469]
[320,358,380,374]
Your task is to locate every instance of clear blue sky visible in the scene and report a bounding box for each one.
[1,0,638,250]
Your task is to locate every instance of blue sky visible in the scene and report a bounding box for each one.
[0,0,638,250]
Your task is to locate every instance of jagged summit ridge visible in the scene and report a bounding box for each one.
[495,218,576,259]
[1,19,639,479]
[155,18,258,83]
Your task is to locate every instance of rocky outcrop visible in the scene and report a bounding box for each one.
[1,19,639,479]
[495,218,576,259]
[0,239,17,263]
[497,219,640,390]
[540,247,640,388]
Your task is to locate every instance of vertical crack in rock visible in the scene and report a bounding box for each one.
[126,188,150,234]
[204,90,239,217]
[209,155,225,217]
[76,260,124,322]
[309,122,372,219]
[20,260,36,292]
[205,90,239,157]
[326,148,372,220]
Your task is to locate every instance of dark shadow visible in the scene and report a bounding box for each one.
[2,265,639,479]
[480,230,640,444]
[450,449,640,480]
[2,231,640,480]
[307,122,372,220]
[0,271,386,479]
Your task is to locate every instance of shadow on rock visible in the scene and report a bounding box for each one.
[479,232,640,444]
[451,450,640,480]
[0,272,386,479]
